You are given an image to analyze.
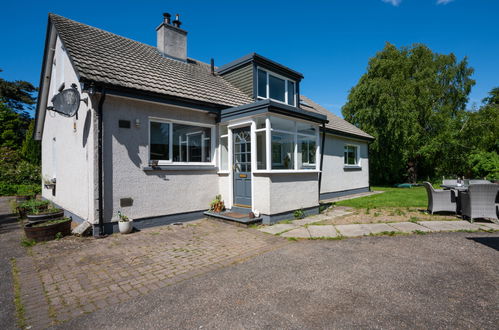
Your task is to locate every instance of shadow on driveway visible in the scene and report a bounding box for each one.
[467,236,499,251]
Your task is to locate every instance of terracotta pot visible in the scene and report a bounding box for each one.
[24,218,72,242]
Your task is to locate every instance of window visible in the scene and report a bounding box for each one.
[269,117,316,171]
[256,131,266,170]
[219,126,229,171]
[150,122,170,161]
[149,120,213,164]
[344,145,359,166]
[257,68,296,106]
[298,136,316,169]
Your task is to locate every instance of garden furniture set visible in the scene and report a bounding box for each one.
[424,181,499,224]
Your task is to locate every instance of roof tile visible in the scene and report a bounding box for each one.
[49,14,253,107]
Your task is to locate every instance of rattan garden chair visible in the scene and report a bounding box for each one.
[423,182,457,214]
[469,179,491,184]
[442,179,458,186]
[460,184,499,223]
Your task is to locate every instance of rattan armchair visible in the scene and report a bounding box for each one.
[461,184,499,223]
[423,182,457,214]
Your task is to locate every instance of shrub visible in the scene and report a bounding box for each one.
[467,151,499,181]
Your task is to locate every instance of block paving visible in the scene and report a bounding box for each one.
[17,219,286,328]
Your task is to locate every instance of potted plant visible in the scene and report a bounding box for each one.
[22,200,63,223]
[117,210,133,234]
[209,195,225,213]
[24,217,72,242]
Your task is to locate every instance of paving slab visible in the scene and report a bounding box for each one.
[292,214,330,226]
[335,224,372,237]
[280,227,311,238]
[363,223,399,235]
[418,221,482,232]
[478,222,499,230]
[388,222,432,233]
[258,224,298,235]
[307,225,338,238]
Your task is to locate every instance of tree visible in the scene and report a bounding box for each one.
[0,69,37,113]
[0,102,30,149]
[342,43,475,184]
[21,120,41,164]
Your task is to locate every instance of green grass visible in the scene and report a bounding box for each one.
[335,186,427,209]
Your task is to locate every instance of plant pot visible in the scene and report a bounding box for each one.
[17,207,28,219]
[24,218,72,242]
[118,220,133,234]
[27,209,64,223]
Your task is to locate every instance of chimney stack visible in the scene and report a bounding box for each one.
[156,12,187,61]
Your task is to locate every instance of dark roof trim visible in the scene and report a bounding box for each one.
[220,99,327,123]
[216,53,304,81]
[84,80,225,114]
[322,126,375,142]
[34,17,57,140]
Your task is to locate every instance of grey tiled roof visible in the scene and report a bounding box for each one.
[300,95,374,140]
[49,14,253,107]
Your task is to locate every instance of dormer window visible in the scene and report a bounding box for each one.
[257,68,296,106]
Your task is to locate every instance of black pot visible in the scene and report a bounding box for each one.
[27,210,64,223]
[24,218,72,242]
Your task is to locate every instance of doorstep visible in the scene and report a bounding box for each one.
[204,209,262,226]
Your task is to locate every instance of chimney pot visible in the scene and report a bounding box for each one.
[163,13,171,24]
[172,13,182,28]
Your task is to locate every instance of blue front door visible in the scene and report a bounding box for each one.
[233,127,252,207]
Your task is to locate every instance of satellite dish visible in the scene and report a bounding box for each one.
[49,87,80,117]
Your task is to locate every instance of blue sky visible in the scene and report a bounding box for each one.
[1,0,497,117]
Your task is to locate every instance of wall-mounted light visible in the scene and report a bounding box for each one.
[135,119,141,128]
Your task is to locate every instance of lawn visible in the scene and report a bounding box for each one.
[335,186,427,209]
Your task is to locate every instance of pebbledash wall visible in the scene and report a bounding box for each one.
[320,133,370,199]
[41,36,98,225]
[102,95,219,228]
[253,173,319,223]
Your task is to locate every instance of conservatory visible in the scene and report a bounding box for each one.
[216,99,328,223]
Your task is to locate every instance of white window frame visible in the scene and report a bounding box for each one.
[344,144,361,167]
[218,125,229,173]
[256,67,296,107]
[250,114,320,173]
[148,117,215,166]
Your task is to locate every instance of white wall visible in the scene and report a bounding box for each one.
[103,96,220,222]
[253,173,319,215]
[41,36,97,223]
[320,134,369,194]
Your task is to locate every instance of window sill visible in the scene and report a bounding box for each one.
[217,171,230,175]
[143,165,218,171]
[253,170,320,174]
[343,165,362,171]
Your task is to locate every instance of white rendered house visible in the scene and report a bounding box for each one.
[34,13,374,235]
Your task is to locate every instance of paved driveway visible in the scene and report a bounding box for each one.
[59,232,499,329]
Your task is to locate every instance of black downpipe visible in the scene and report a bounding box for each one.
[318,123,326,201]
[97,89,107,237]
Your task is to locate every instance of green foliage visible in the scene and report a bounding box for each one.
[342,43,475,184]
[20,120,41,165]
[336,187,427,209]
[0,183,40,196]
[21,238,37,247]
[0,69,37,113]
[0,103,30,149]
[293,209,305,219]
[19,199,50,214]
[467,151,499,181]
